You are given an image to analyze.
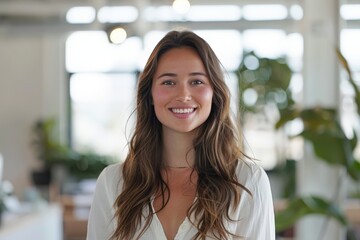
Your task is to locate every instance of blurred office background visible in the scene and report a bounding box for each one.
[0,0,360,239]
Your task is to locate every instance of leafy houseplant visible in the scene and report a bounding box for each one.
[237,51,294,114]
[31,119,65,185]
[31,118,115,183]
[236,51,360,236]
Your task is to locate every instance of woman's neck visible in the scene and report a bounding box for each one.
[162,128,196,168]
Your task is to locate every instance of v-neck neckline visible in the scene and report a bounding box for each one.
[150,197,194,240]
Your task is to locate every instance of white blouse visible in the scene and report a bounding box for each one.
[86,160,275,240]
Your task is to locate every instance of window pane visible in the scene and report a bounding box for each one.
[98,6,138,23]
[70,73,137,160]
[66,31,142,72]
[195,30,242,71]
[341,29,360,71]
[243,29,288,58]
[340,29,360,160]
[341,4,360,20]
[243,4,288,21]
[67,26,303,170]
[185,5,242,21]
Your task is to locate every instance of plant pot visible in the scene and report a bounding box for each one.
[31,168,52,186]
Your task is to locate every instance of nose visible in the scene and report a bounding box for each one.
[176,84,192,102]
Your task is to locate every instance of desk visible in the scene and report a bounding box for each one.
[61,195,92,240]
[0,204,63,240]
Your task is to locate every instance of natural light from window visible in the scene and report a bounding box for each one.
[66,6,96,24]
[64,3,360,170]
[70,73,136,160]
[97,6,138,23]
[66,26,305,169]
[242,4,288,21]
[340,4,360,20]
[146,5,230,22]
[66,31,142,72]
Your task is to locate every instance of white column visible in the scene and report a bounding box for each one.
[296,0,346,240]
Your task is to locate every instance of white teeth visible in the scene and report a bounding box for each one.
[171,108,195,114]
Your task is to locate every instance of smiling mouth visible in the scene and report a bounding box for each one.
[170,108,196,114]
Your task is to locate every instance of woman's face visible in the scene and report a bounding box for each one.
[151,47,213,134]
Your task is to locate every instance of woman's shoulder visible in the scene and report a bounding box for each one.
[101,161,124,178]
[95,161,124,196]
[235,159,270,190]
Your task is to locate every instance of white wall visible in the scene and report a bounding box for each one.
[0,32,67,198]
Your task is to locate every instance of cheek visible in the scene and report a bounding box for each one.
[197,87,213,105]
[152,87,171,106]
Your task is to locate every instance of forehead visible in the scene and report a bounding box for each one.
[156,47,205,71]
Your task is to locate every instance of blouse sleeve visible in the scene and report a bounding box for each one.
[235,163,276,240]
[86,164,120,240]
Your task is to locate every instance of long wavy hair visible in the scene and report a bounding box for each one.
[111,30,250,240]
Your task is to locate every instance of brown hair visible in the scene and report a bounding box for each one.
[111,30,249,240]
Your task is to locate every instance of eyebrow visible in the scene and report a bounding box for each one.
[156,72,208,79]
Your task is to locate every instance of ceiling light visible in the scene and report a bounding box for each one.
[66,6,96,24]
[172,0,191,15]
[109,27,127,44]
[98,6,139,23]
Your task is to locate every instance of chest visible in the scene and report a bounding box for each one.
[153,169,197,240]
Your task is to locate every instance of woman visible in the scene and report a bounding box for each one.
[86,30,275,240]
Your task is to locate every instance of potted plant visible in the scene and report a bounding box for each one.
[236,50,360,237]
[31,118,115,185]
[31,118,67,186]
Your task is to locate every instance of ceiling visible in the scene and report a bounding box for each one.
[0,0,281,20]
[1,0,341,36]
[0,0,297,28]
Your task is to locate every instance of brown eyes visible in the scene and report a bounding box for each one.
[161,80,174,85]
[191,80,204,85]
[161,80,204,86]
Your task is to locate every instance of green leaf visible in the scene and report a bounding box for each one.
[275,196,347,232]
[337,48,360,116]
[267,58,292,90]
[347,159,360,181]
[237,52,294,112]
[275,106,360,180]
[276,108,300,129]
[301,130,347,165]
[300,108,338,132]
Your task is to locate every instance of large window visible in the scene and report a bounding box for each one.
[66,31,141,160]
[65,3,307,169]
[69,73,137,160]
